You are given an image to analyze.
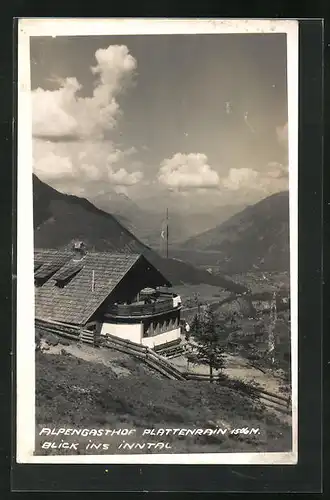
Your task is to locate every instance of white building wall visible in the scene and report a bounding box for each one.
[100,322,143,344]
[142,328,181,348]
[172,295,182,308]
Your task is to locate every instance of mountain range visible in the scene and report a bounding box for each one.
[178,191,290,273]
[92,191,243,248]
[33,175,247,293]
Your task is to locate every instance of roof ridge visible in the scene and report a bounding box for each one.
[34,247,142,259]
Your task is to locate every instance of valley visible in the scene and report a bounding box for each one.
[33,174,292,456]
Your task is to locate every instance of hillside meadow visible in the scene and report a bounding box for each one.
[35,339,292,455]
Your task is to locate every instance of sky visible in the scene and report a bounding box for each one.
[30,33,289,214]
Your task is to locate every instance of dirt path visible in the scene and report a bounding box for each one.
[170,353,284,394]
[42,343,132,377]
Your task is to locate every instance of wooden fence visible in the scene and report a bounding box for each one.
[35,318,291,413]
[182,371,291,413]
[36,318,81,340]
[103,334,186,381]
[35,318,185,380]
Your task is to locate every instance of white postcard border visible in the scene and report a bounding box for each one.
[16,17,299,465]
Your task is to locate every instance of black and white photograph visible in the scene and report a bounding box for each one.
[16,18,298,464]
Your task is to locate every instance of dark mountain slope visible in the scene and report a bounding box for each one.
[180,191,290,273]
[34,176,146,254]
[33,175,247,293]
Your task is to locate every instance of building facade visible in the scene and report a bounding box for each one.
[98,293,181,348]
[34,242,182,348]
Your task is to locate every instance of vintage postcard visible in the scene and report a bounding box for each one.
[16,18,298,464]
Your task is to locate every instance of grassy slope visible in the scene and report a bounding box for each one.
[36,345,291,455]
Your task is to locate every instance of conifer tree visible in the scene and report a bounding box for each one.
[189,313,200,336]
[186,306,226,382]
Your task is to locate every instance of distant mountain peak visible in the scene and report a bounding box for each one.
[33,175,247,293]
[179,191,290,273]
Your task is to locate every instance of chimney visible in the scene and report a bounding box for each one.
[72,240,86,260]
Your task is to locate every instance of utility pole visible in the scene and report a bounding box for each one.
[268,291,277,364]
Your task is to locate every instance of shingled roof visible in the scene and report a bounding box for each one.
[34,248,141,325]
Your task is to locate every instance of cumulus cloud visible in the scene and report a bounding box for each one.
[157,152,288,203]
[222,167,259,191]
[33,138,143,192]
[266,161,288,179]
[32,45,143,196]
[33,45,137,141]
[34,151,74,181]
[108,166,143,185]
[222,162,288,194]
[158,153,220,189]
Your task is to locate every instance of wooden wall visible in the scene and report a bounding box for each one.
[99,257,170,311]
